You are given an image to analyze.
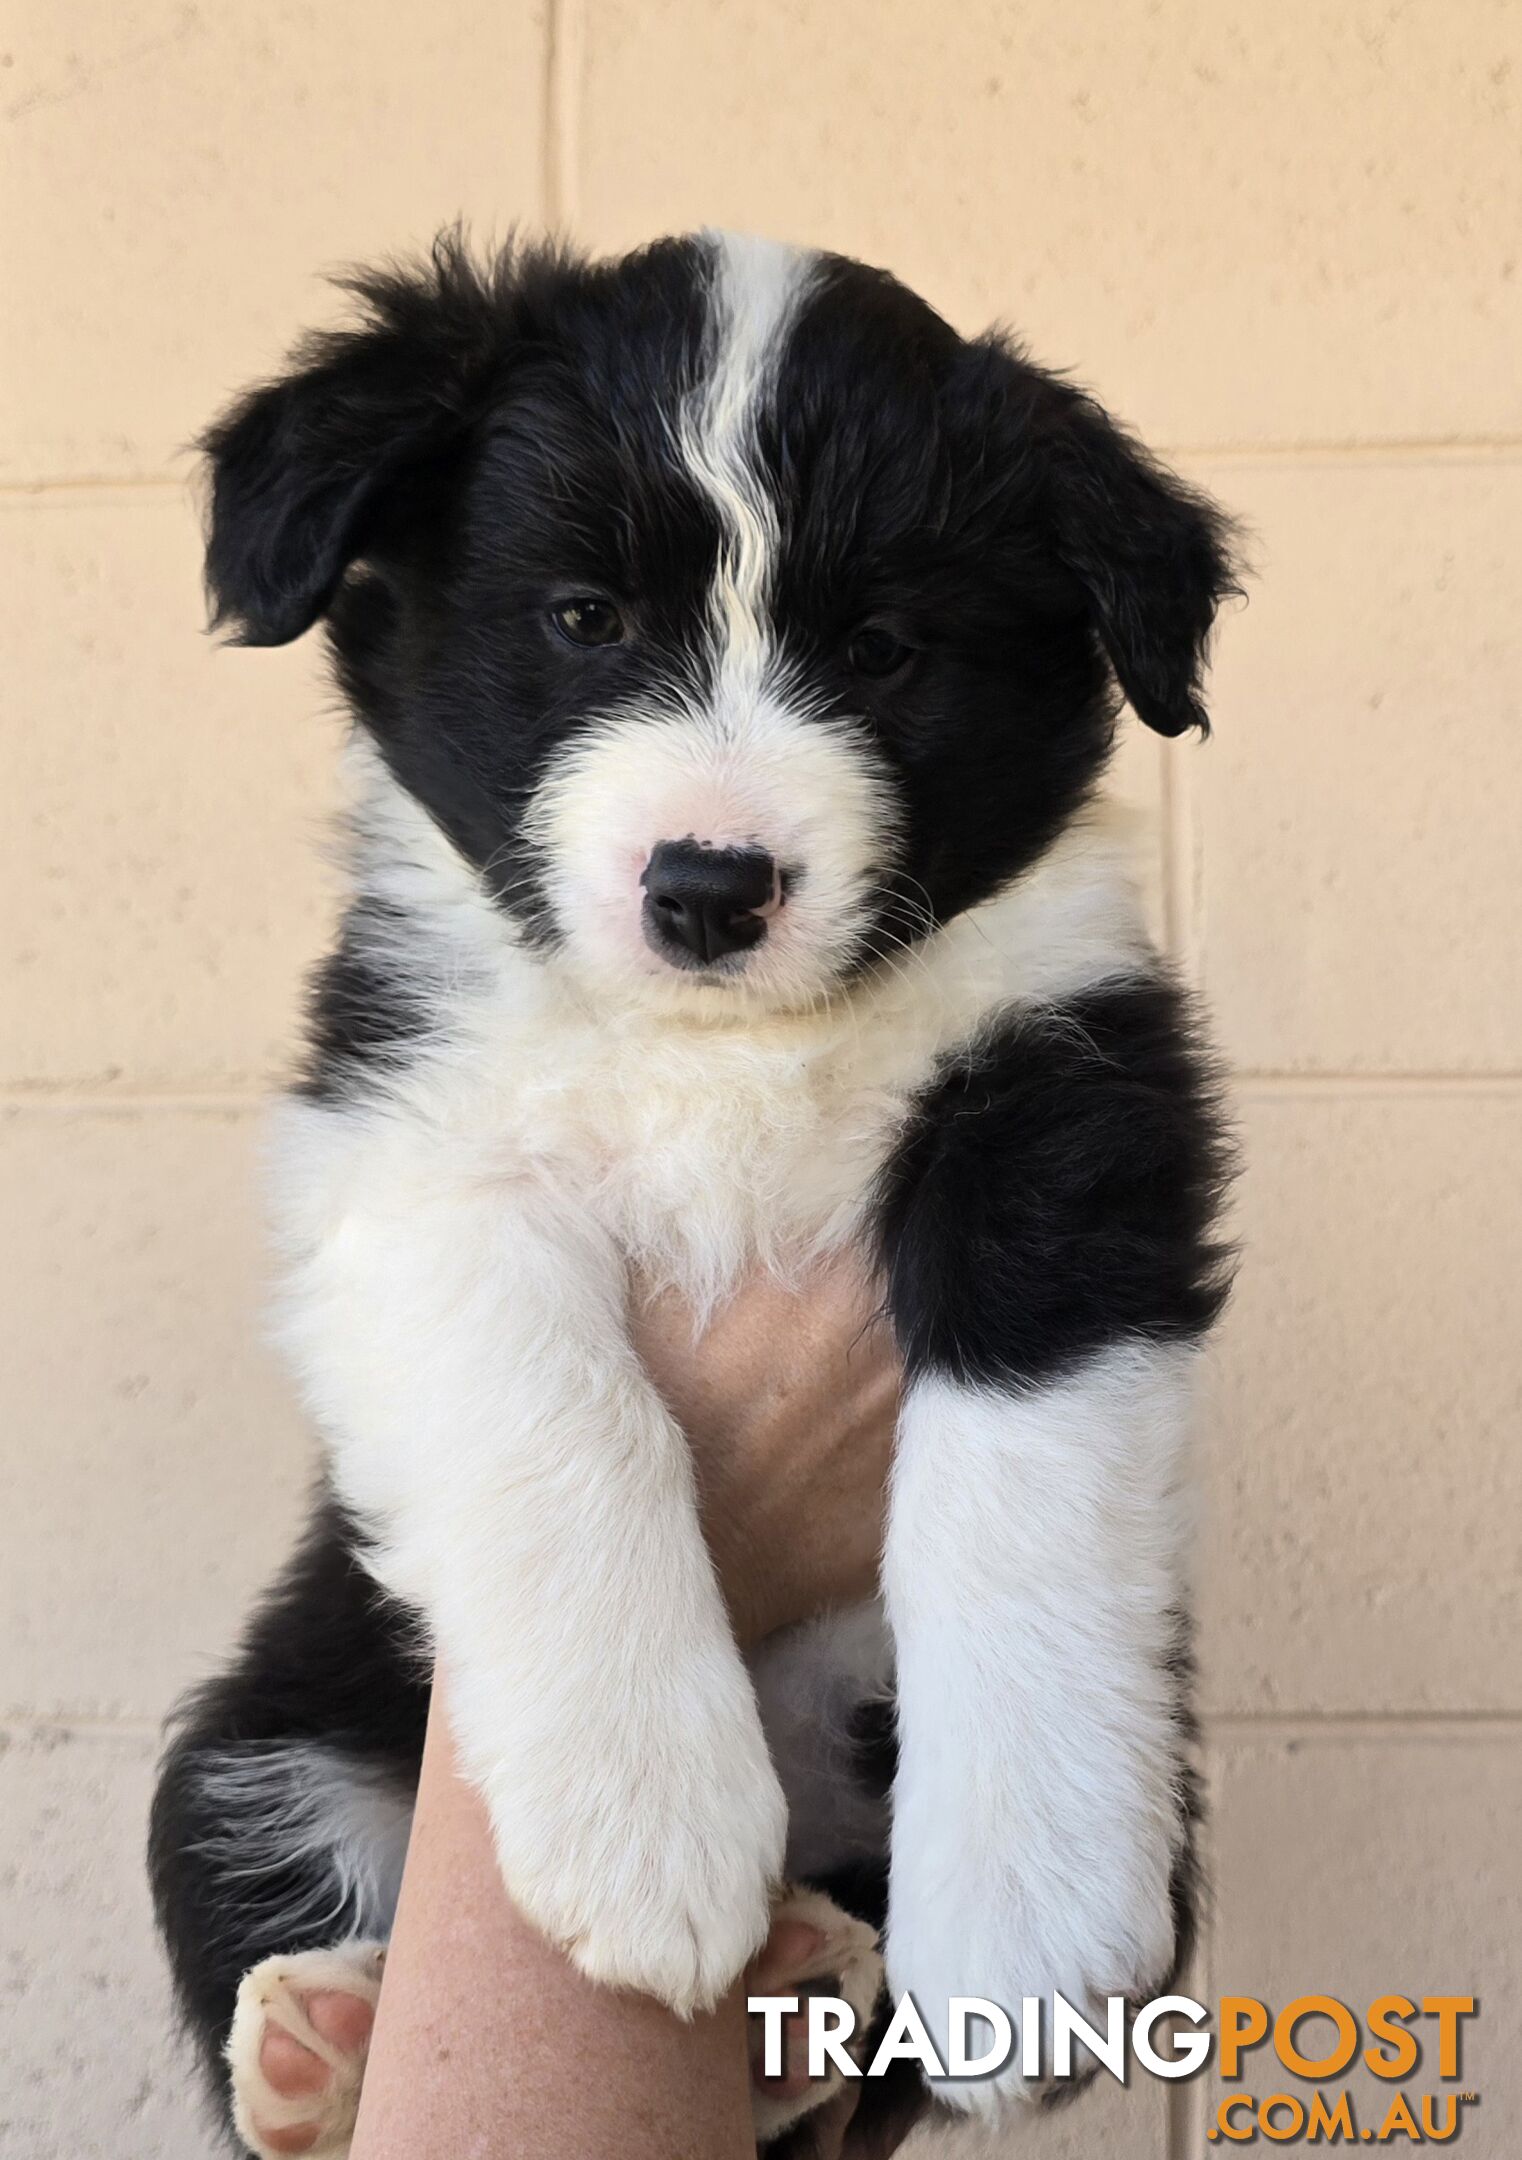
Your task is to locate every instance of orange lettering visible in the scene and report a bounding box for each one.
[1218,2094,1256,2141]
[1421,2094,1462,2142]
[1274,1996,1358,2079]
[1220,1997,1270,2079]
[1364,1996,1418,2080]
[1421,1997,1475,2080]
[1308,2091,1356,2139]
[1378,2091,1421,2139]
[1261,2093,1306,2141]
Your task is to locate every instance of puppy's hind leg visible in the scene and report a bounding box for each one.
[749,1885,884,2149]
[150,1725,413,2153]
[227,1942,385,2160]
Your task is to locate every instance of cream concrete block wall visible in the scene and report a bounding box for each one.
[3,4,1518,2156]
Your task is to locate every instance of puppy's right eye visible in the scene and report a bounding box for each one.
[847,626,915,680]
[551,597,624,647]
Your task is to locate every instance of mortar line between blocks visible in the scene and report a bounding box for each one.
[1177,435,1522,468]
[1163,736,1199,977]
[0,473,185,498]
[1168,1979,1211,2159]
[539,0,563,226]
[3,1712,161,1741]
[1234,1071,1522,1094]
[3,1071,1521,1114]
[540,0,585,235]
[0,1087,267,1113]
[1156,733,1180,960]
[1205,1710,1522,1742]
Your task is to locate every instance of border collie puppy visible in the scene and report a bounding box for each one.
[150,229,1236,2157]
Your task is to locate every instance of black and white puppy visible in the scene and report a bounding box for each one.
[150,229,1235,2156]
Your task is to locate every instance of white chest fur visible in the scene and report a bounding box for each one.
[271,760,1154,1314]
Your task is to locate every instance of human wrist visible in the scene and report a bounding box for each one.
[713,1525,799,1647]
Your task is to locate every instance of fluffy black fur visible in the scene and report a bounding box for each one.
[148,1497,427,2104]
[877,974,1235,1393]
[295,901,431,1103]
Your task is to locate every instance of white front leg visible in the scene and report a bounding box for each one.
[281,1140,786,2017]
[884,1341,1195,2115]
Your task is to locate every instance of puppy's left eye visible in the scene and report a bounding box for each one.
[551,597,625,647]
[847,626,914,679]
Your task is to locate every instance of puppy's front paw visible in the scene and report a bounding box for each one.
[887,1809,1180,2121]
[481,1665,788,2019]
[558,1801,780,2020]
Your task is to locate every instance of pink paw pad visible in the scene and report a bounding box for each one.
[226,1945,386,2160]
[747,1887,884,2145]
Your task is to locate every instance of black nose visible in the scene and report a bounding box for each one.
[641,840,777,966]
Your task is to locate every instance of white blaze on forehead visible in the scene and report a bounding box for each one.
[682,232,815,686]
[525,232,900,1014]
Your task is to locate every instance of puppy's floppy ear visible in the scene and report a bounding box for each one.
[202,232,514,646]
[1046,388,1240,737]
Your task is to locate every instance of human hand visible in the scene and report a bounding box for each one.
[631,1257,901,1644]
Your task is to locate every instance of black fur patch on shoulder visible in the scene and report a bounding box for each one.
[876,972,1234,1388]
[296,900,431,1102]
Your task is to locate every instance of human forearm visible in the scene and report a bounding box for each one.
[349,1684,757,2160]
